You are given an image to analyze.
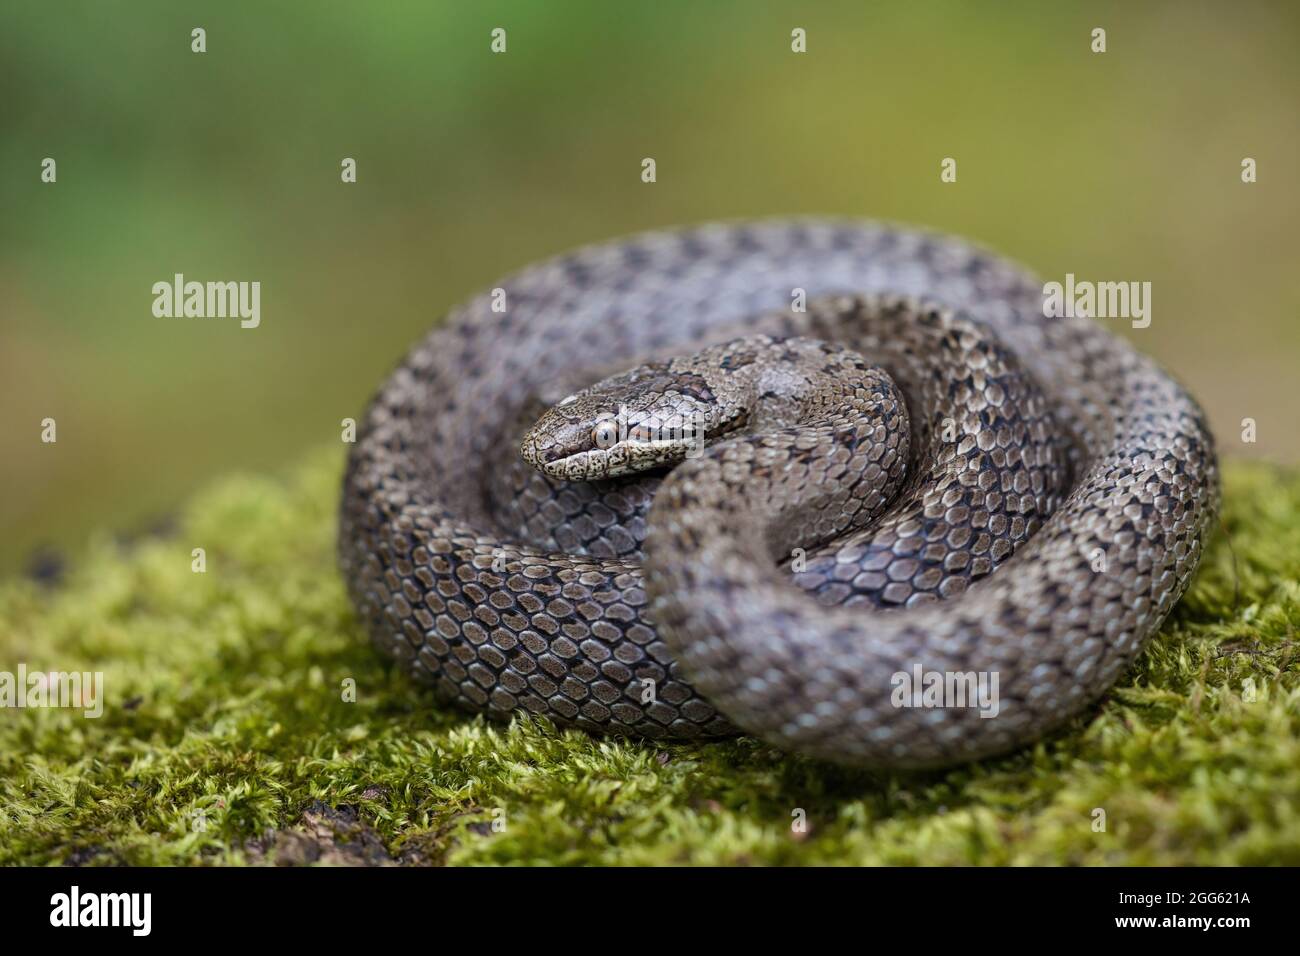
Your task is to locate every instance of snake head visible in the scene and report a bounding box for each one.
[520,363,718,481]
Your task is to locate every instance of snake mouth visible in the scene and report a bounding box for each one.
[539,442,639,481]
[542,450,603,481]
[519,434,604,480]
[520,438,600,478]
[531,438,691,482]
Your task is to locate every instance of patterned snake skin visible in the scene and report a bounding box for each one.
[339,220,1219,768]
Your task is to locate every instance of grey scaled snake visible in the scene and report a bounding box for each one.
[339,220,1219,768]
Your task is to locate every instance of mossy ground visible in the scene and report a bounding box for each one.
[1,449,1297,866]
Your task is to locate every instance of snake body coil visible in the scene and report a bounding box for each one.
[339,220,1218,768]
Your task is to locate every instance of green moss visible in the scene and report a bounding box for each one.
[1,449,1297,865]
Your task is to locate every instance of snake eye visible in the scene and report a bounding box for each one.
[592,419,619,449]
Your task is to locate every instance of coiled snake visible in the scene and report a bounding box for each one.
[339,220,1218,768]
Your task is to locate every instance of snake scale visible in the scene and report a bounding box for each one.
[339,220,1219,768]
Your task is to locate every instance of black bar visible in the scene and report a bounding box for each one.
[0,866,1279,942]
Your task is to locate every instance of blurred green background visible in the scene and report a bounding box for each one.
[3,1,1298,576]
